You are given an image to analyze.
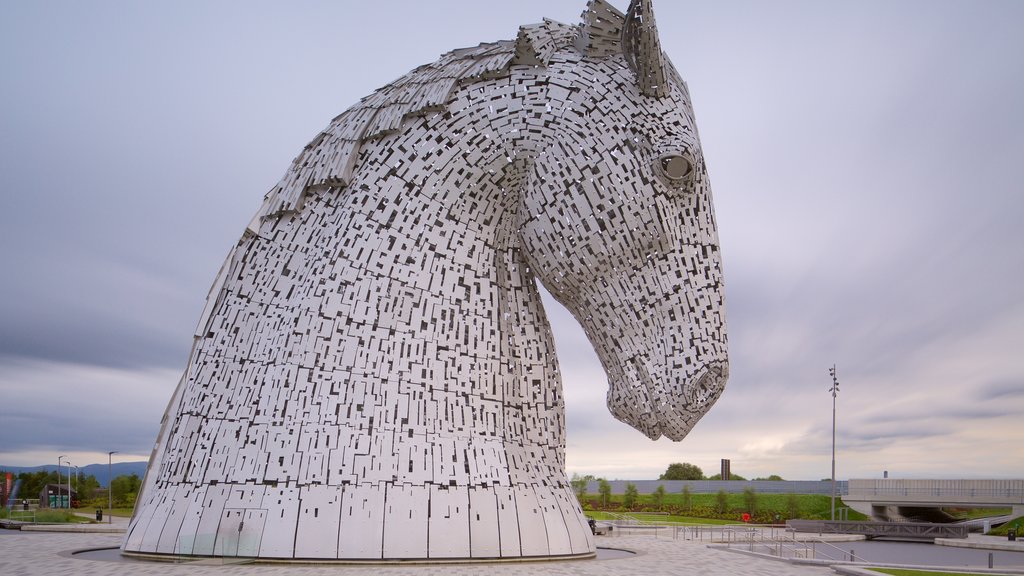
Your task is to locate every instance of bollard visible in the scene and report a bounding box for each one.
[96,509,103,521]
[989,552,993,568]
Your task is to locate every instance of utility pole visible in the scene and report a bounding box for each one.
[829,365,840,521]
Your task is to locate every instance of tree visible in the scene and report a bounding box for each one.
[742,487,757,514]
[73,474,101,503]
[15,470,67,502]
[652,484,666,510]
[707,473,747,481]
[570,473,593,504]
[111,473,142,507]
[681,485,693,511]
[623,483,639,509]
[754,474,784,481]
[715,489,729,514]
[659,462,704,480]
[598,478,612,508]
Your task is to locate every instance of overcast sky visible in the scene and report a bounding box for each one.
[1,0,1021,482]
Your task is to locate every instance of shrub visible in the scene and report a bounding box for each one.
[35,509,78,523]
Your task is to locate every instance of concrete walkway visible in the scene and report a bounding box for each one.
[937,533,1024,553]
[2,525,1021,576]
[0,530,838,576]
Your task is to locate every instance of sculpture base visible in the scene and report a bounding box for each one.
[119,549,597,565]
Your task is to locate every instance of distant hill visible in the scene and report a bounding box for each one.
[0,461,148,487]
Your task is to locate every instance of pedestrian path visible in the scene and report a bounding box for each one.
[0,530,835,576]
[937,533,1024,553]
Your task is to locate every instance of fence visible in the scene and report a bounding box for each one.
[584,479,848,495]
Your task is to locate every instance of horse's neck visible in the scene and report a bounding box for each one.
[267,115,566,452]
[355,146,564,440]
[172,73,572,490]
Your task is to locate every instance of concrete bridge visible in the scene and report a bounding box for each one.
[844,479,1024,521]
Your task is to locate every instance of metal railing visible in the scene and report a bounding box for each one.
[6,510,35,523]
[602,519,872,563]
[847,480,1024,502]
[724,529,870,563]
[787,519,968,540]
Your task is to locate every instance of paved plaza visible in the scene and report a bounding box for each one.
[4,519,1024,576]
[1,529,839,576]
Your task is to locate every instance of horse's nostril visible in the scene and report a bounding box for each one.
[689,361,728,409]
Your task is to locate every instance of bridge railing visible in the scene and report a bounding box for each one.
[847,479,1024,503]
[787,519,968,540]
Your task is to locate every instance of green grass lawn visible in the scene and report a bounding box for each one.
[944,507,1012,520]
[988,516,1022,536]
[72,507,134,518]
[3,509,94,523]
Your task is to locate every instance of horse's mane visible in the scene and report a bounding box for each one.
[256,1,639,221]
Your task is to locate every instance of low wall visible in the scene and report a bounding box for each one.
[582,479,848,495]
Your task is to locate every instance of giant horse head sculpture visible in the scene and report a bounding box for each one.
[123,0,727,562]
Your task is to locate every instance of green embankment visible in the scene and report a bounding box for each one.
[581,491,868,523]
[988,516,1023,536]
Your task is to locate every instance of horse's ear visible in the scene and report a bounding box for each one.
[515,19,579,66]
[622,0,670,97]
[577,0,626,57]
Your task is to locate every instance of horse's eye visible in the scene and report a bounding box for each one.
[659,154,692,181]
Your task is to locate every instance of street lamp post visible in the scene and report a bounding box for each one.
[66,459,72,509]
[108,451,117,524]
[57,455,67,508]
[829,364,840,521]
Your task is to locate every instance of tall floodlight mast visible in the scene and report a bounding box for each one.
[829,365,840,521]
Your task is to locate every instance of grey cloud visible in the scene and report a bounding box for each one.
[1,0,1023,480]
[981,381,1024,401]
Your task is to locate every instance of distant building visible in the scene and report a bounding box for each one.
[39,483,77,508]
